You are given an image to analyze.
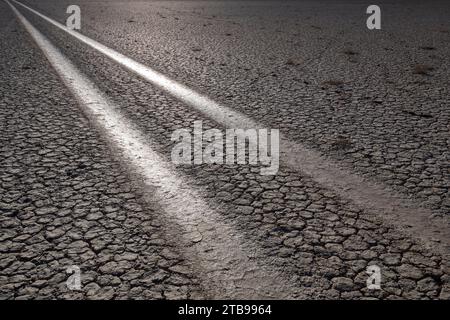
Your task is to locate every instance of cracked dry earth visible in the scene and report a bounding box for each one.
[1,0,450,300]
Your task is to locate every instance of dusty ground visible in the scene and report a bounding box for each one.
[1,0,449,299]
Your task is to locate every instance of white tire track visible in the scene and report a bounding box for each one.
[11,0,450,256]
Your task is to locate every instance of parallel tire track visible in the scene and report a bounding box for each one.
[11,0,450,257]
